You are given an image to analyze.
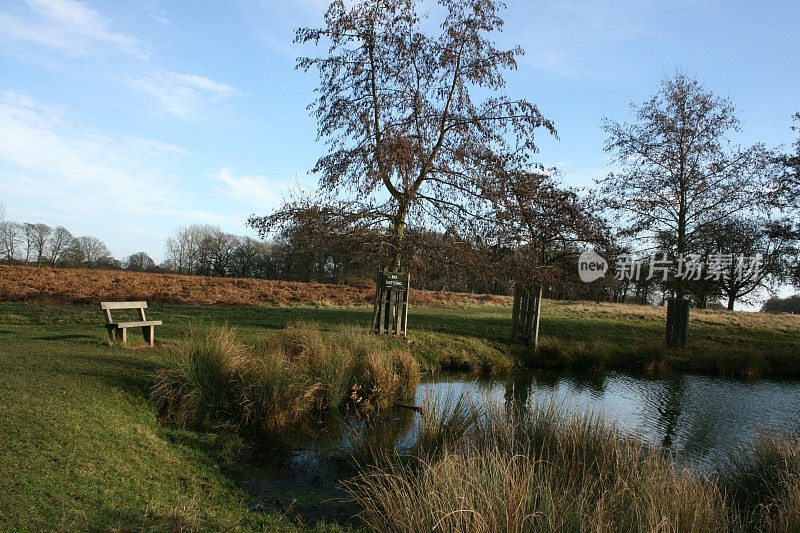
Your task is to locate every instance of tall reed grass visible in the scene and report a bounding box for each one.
[152,323,420,435]
[344,394,800,532]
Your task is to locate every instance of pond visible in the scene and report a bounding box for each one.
[423,369,800,469]
[238,369,800,523]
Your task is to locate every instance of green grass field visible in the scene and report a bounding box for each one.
[2,300,800,531]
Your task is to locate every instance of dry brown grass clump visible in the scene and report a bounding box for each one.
[346,393,800,532]
[345,397,731,532]
[152,323,420,435]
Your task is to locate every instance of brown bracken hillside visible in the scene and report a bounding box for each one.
[0,265,510,308]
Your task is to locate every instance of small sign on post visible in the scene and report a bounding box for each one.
[372,267,409,337]
[382,272,408,291]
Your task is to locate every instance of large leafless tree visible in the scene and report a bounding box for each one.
[601,72,772,297]
[47,226,73,267]
[774,112,800,210]
[249,0,555,269]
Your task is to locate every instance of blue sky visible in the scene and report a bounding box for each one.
[1,0,798,264]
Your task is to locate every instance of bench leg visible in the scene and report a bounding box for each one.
[142,325,154,347]
[115,327,127,343]
[107,326,115,342]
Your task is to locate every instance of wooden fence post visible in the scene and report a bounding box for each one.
[511,283,543,348]
[665,297,689,348]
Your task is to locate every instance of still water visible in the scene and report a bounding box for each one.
[238,369,800,521]
[421,370,800,468]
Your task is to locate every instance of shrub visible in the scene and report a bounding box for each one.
[721,430,800,523]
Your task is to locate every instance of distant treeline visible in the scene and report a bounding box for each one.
[0,219,143,271]
[0,218,602,299]
[0,218,517,294]
[761,295,800,313]
[1,215,795,310]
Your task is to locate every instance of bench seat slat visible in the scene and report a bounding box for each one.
[108,320,162,328]
[101,301,148,310]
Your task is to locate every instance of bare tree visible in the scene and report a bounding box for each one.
[208,230,240,277]
[0,221,22,264]
[164,225,210,275]
[484,162,607,344]
[164,225,242,276]
[22,223,37,264]
[74,236,113,268]
[601,72,771,297]
[47,226,74,267]
[774,112,800,210]
[249,0,555,269]
[230,237,263,278]
[165,227,193,274]
[486,164,606,288]
[708,217,797,310]
[28,223,52,266]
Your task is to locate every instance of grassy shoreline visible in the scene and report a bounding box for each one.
[2,299,799,377]
[153,323,420,436]
[347,395,800,532]
[2,300,800,530]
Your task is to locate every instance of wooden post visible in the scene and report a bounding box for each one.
[511,283,542,347]
[666,297,689,348]
[531,284,542,349]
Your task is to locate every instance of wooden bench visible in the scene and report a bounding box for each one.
[101,301,162,346]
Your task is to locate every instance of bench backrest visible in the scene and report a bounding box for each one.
[101,301,147,310]
[100,301,147,324]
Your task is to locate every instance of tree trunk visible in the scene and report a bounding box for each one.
[391,204,407,270]
[727,296,735,311]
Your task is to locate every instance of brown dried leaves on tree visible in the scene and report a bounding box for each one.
[248,0,555,269]
[481,158,609,290]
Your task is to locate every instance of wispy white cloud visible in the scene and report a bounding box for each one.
[503,0,652,79]
[214,168,299,211]
[126,70,242,120]
[0,1,241,119]
[136,0,170,25]
[0,0,141,56]
[0,90,184,218]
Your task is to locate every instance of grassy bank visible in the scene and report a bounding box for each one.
[2,299,799,377]
[2,299,800,530]
[346,396,800,532]
[0,311,350,531]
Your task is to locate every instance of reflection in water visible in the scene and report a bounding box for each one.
[240,369,800,522]
[418,370,800,468]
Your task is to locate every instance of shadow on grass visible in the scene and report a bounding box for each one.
[243,306,514,341]
[33,334,97,341]
[63,352,159,397]
[63,368,154,398]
